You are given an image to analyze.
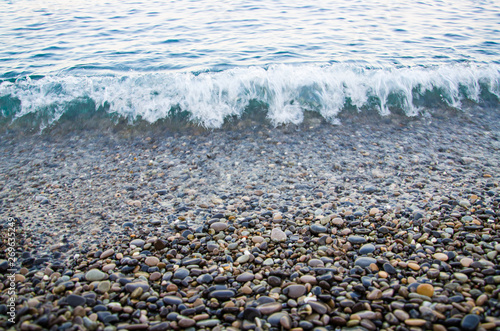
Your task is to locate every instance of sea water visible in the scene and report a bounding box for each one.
[1,0,500,130]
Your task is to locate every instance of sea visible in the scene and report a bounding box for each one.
[1,0,500,132]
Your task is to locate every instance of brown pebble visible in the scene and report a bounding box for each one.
[408,263,420,271]
[416,283,434,297]
[178,318,196,328]
[145,256,160,266]
[167,284,178,292]
[433,253,448,261]
[100,248,115,259]
[405,319,427,326]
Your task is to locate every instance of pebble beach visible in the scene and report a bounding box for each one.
[1,108,500,331]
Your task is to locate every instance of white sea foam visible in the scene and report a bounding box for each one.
[1,63,499,128]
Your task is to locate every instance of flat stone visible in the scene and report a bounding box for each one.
[355,257,377,268]
[145,256,160,266]
[309,301,328,314]
[331,218,344,226]
[236,272,254,282]
[408,262,420,271]
[163,295,183,305]
[461,314,480,331]
[236,254,250,264]
[268,312,289,327]
[97,281,111,293]
[209,290,235,300]
[348,235,367,244]
[173,268,189,280]
[271,228,287,241]
[85,269,106,282]
[366,289,382,300]
[100,249,115,259]
[300,275,317,284]
[252,236,264,243]
[130,239,145,247]
[256,302,282,315]
[405,319,427,326]
[196,319,221,328]
[416,283,434,297]
[359,244,375,255]
[308,259,324,267]
[67,294,86,307]
[433,253,448,261]
[461,257,474,267]
[124,282,149,293]
[310,224,327,235]
[285,285,306,298]
[178,318,196,328]
[210,222,228,231]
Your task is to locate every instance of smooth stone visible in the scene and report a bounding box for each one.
[300,275,317,284]
[85,269,106,282]
[268,312,289,327]
[308,259,324,267]
[236,254,250,264]
[285,285,306,298]
[124,282,149,293]
[383,263,396,274]
[209,290,235,300]
[252,236,264,243]
[461,314,480,331]
[256,302,282,315]
[236,272,254,282]
[461,257,474,267]
[173,268,190,280]
[271,228,287,241]
[405,319,427,326]
[130,239,145,247]
[359,244,375,255]
[348,236,367,244]
[97,281,111,293]
[331,218,344,226]
[408,262,420,271]
[310,224,327,235]
[100,249,115,259]
[210,222,228,231]
[355,257,377,268]
[67,294,86,307]
[145,256,160,266]
[163,296,183,305]
[309,301,328,314]
[178,318,196,328]
[417,283,434,297]
[433,253,448,261]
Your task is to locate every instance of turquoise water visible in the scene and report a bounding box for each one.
[1,0,500,129]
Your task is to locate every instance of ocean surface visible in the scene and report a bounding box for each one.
[1,0,500,131]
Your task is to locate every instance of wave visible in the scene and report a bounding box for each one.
[1,63,499,130]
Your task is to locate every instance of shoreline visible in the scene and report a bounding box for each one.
[0,108,499,330]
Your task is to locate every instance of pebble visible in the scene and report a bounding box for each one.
[284,285,306,298]
[85,269,106,281]
[210,222,228,231]
[461,314,481,331]
[236,272,254,282]
[66,294,86,307]
[271,228,287,241]
[354,257,377,268]
[433,253,449,261]
[359,243,375,255]
[145,256,160,266]
[417,283,434,297]
[348,235,367,244]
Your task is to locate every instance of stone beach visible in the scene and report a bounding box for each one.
[1,108,500,331]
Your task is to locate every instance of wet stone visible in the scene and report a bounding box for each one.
[173,268,190,280]
[163,296,183,305]
[67,294,86,308]
[310,224,327,235]
[355,257,377,268]
[209,290,235,300]
[359,243,375,255]
[348,235,367,244]
[256,302,282,315]
[284,284,306,298]
[461,314,480,331]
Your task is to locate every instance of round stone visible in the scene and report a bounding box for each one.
[210,222,228,231]
[163,295,183,305]
[285,285,306,298]
[359,244,375,255]
[461,257,474,267]
[67,294,86,307]
[408,263,420,271]
[348,235,367,244]
[130,239,145,247]
[100,249,115,259]
[271,228,287,241]
[310,224,327,235]
[85,269,106,282]
[433,253,448,261]
[461,314,481,331]
[355,257,377,268]
[416,283,434,297]
[173,268,189,280]
[145,256,159,266]
[236,272,255,282]
[97,281,111,293]
[256,302,282,315]
[405,319,427,326]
